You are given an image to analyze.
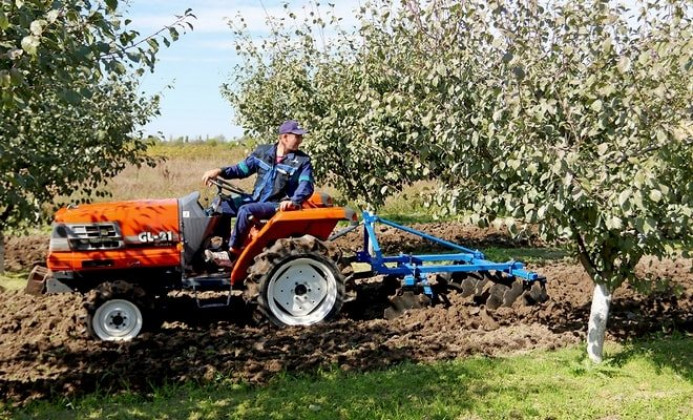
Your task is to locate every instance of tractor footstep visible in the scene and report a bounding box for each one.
[384,291,432,319]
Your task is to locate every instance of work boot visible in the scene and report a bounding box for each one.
[205,250,236,268]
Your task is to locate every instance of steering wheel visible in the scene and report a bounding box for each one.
[208,177,249,196]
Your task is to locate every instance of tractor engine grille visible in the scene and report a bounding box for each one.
[50,222,124,251]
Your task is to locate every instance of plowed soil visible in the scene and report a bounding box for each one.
[1,224,691,406]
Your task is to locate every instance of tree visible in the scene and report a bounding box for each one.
[0,1,194,273]
[225,0,693,362]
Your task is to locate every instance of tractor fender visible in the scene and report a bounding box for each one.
[229,207,355,285]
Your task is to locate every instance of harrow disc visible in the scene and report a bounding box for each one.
[439,270,547,309]
[384,290,432,319]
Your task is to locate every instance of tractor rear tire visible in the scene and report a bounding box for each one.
[84,280,158,341]
[248,235,346,327]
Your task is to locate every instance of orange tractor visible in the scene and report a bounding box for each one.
[28,179,546,341]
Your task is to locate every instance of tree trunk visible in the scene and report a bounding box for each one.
[0,229,4,275]
[587,282,612,363]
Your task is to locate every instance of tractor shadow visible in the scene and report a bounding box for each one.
[156,292,256,327]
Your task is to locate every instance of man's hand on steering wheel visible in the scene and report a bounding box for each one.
[202,168,222,186]
[203,172,248,196]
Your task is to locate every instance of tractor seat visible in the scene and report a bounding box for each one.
[247,191,335,227]
[303,192,334,208]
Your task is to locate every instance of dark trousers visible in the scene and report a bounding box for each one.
[229,202,279,249]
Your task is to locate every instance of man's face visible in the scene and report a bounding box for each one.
[280,133,303,152]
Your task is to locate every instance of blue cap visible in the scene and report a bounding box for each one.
[278,120,307,135]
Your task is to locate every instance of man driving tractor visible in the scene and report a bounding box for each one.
[202,120,315,267]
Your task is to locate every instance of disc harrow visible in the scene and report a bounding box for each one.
[352,211,548,317]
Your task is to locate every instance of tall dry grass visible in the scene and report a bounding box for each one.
[102,142,255,203]
[93,142,443,219]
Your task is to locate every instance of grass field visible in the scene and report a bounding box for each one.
[5,336,691,420]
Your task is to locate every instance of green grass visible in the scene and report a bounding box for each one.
[377,210,453,224]
[0,271,28,291]
[483,246,572,264]
[5,337,692,420]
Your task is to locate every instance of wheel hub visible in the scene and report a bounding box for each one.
[92,299,143,341]
[294,283,308,296]
[108,311,127,329]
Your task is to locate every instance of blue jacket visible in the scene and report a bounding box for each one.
[220,144,315,206]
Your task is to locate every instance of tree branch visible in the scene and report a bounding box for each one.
[571,219,603,281]
[100,12,194,62]
[616,137,693,164]
[0,203,14,231]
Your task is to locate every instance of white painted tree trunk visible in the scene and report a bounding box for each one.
[587,282,612,363]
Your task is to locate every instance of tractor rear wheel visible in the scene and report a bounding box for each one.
[85,280,156,341]
[248,236,346,327]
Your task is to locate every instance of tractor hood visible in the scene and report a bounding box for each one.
[52,198,181,248]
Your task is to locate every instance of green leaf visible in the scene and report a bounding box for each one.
[0,70,10,87]
[30,20,46,36]
[21,35,40,56]
[608,216,623,230]
[147,38,159,52]
[642,218,654,234]
[512,66,525,80]
[46,9,60,23]
[59,89,81,105]
[126,51,141,63]
[649,189,662,202]
[0,10,9,30]
[633,191,644,209]
[590,100,603,112]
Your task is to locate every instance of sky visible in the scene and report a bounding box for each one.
[126,1,644,141]
[125,0,361,141]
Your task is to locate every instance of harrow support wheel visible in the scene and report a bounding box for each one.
[247,235,347,327]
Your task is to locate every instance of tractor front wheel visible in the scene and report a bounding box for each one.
[85,281,155,341]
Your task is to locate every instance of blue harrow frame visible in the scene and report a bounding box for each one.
[351,211,546,301]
